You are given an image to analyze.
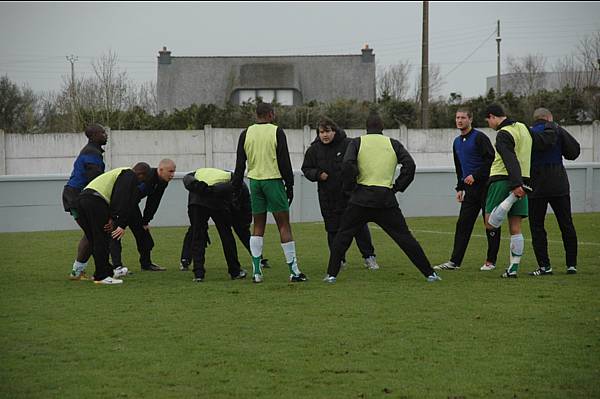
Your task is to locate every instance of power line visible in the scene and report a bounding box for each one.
[442,29,497,80]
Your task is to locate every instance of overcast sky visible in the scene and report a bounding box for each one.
[1,2,599,99]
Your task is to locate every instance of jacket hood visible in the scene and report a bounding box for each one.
[311,128,348,145]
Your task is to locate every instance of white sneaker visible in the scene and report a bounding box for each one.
[113,266,129,278]
[94,276,123,285]
[480,263,496,271]
[252,274,264,284]
[434,261,460,270]
[323,275,337,284]
[364,256,380,270]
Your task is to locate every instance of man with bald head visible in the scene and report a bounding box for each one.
[528,108,580,276]
[110,159,177,272]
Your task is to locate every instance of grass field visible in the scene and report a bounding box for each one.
[1,213,599,398]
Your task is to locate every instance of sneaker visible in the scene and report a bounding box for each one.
[434,261,460,270]
[364,256,380,270]
[480,262,496,271]
[566,266,577,275]
[260,258,270,269]
[323,275,337,283]
[94,276,123,285]
[252,274,263,284]
[192,277,203,283]
[113,266,129,279]
[179,259,190,271]
[529,267,553,276]
[231,269,247,280]
[289,273,308,282]
[141,263,166,272]
[500,270,518,278]
[427,273,442,282]
[69,270,90,281]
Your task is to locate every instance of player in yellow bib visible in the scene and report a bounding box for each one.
[77,163,151,284]
[483,104,532,278]
[232,102,307,283]
[323,112,440,283]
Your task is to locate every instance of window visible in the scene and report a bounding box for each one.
[236,89,296,105]
[257,89,275,103]
[276,90,293,106]
[238,90,255,104]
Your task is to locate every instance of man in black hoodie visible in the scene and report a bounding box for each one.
[528,107,580,276]
[323,112,440,283]
[301,117,380,270]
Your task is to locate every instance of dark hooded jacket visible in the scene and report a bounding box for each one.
[301,129,352,231]
[529,120,580,198]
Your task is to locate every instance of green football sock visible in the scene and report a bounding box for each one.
[252,256,263,276]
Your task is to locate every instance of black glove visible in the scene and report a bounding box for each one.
[286,185,294,206]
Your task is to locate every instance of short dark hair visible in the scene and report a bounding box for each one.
[256,102,274,118]
[484,104,506,118]
[456,107,472,118]
[132,162,151,175]
[85,124,105,138]
[366,111,384,133]
[317,116,338,133]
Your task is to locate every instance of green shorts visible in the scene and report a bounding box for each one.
[69,208,80,220]
[249,178,289,214]
[485,180,528,217]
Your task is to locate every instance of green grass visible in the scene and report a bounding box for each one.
[1,214,599,398]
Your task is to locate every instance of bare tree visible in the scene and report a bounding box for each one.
[377,61,412,100]
[506,54,547,96]
[576,31,600,88]
[413,63,445,102]
[553,55,586,90]
[92,50,130,128]
[137,81,158,115]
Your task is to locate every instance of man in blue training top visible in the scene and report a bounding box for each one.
[62,124,107,280]
[434,108,499,272]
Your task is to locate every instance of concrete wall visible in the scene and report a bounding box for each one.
[1,165,599,233]
[2,122,599,176]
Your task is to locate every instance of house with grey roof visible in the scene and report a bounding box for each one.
[157,46,376,112]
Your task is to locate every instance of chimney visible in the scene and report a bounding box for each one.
[361,44,374,63]
[158,46,172,65]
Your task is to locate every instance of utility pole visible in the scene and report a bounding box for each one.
[421,1,429,128]
[66,54,78,132]
[496,20,502,97]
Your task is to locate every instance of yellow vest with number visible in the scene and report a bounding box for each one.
[357,135,398,188]
[244,123,281,180]
[490,122,532,178]
[85,167,130,204]
[194,168,232,186]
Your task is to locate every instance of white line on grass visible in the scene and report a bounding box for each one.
[314,222,600,246]
[410,228,600,246]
